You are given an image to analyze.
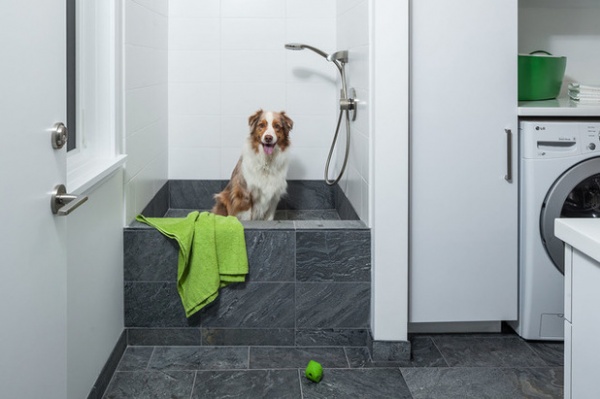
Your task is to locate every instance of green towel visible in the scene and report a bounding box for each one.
[136,211,248,318]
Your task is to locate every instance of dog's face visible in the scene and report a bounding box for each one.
[248,109,294,155]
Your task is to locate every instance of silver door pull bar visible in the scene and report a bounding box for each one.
[505,129,512,183]
[51,184,88,216]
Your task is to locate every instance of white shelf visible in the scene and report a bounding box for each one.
[520,0,600,9]
[518,97,600,117]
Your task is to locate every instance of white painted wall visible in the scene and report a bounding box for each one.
[167,0,338,182]
[369,0,409,341]
[124,0,169,223]
[336,0,370,223]
[67,171,124,399]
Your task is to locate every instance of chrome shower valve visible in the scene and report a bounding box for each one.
[340,88,357,122]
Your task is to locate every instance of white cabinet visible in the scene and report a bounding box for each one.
[409,0,518,325]
[556,219,600,399]
[563,244,600,399]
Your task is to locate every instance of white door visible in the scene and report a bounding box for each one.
[410,0,518,323]
[0,1,68,397]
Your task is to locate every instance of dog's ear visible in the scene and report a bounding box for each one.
[280,111,294,132]
[248,109,263,129]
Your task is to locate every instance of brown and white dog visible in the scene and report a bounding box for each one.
[212,109,294,221]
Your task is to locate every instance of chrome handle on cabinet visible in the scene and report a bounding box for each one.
[51,184,88,216]
[505,129,512,183]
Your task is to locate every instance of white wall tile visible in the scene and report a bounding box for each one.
[220,82,286,117]
[352,87,370,137]
[288,146,331,179]
[347,45,369,91]
[169,50,220,83]
[124,0,169,222]
[285,18,337,55]
[125,121,167,187]
[286,83,337,116]
[335,0,370,222]
[169,17,221,51]
[337,0,369,49]
[288,115,337,148]
[125,84,166,135]
[169,0,220,18]
[169,82,221,116]
[221,18,286,50]
[126,45,167,89]
[169,115,221,148]
[132,155,168,215]
[285,51,338,84]
[220,147,243,178]
[337,0,364,16]
[126,0,167,48]
[287,0,336,19]
[222,0,285,18]
[220,116,252,147]
[221,50,286,82]
[169,147,221,179]
[168,1,340,181]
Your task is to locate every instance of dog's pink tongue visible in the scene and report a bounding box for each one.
[264,145,274,155]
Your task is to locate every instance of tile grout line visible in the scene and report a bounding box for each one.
[298,368,305,399]
[293,228,298,347]
[342,347,352,368]
[146,346,157,371]
[188,371,198,399]
[247,346,251,369]
[429,337,452,368]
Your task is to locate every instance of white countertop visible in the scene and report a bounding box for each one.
[519,97,600,117]
[555,218,600,263]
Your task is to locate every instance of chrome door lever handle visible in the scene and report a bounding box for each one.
[51,184,88,216]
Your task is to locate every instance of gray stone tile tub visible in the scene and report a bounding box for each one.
[124,180,371,348]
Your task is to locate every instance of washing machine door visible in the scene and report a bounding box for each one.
[540,157,600,274]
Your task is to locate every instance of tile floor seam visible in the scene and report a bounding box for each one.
[297,368,305,399]
[100,367,121,399]
[428,337,452,367]
[145,346,156,371]
[293,229,297,347]
[188,371,198,399]
[342,347,352,368]
[523,341,556,367]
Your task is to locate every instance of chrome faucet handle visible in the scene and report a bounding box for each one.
[340,88,358,121]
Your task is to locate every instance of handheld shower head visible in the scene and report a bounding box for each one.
[284,42,356,186]
[284,43,330,60]
[284,43,304,51]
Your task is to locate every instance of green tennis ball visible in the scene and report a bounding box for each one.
[305,360,323,383]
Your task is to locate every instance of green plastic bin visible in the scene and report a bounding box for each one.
[518,51,567,101]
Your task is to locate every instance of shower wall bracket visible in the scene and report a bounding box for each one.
[340,88,357,122]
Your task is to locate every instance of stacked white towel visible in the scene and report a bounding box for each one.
[569,83,600,104]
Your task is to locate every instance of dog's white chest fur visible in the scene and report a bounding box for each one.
[239,139,289,220]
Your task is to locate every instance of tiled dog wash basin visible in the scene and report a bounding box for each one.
[123,180,371,347]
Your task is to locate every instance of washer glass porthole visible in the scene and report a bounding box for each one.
[540,158,600,275]
[561,173,600,218]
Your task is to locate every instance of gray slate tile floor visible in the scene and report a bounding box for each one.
[103,332,563,398]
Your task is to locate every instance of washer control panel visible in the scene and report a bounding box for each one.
[520,121,600,159]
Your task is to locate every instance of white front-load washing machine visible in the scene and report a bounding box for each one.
[512,120,600,341]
